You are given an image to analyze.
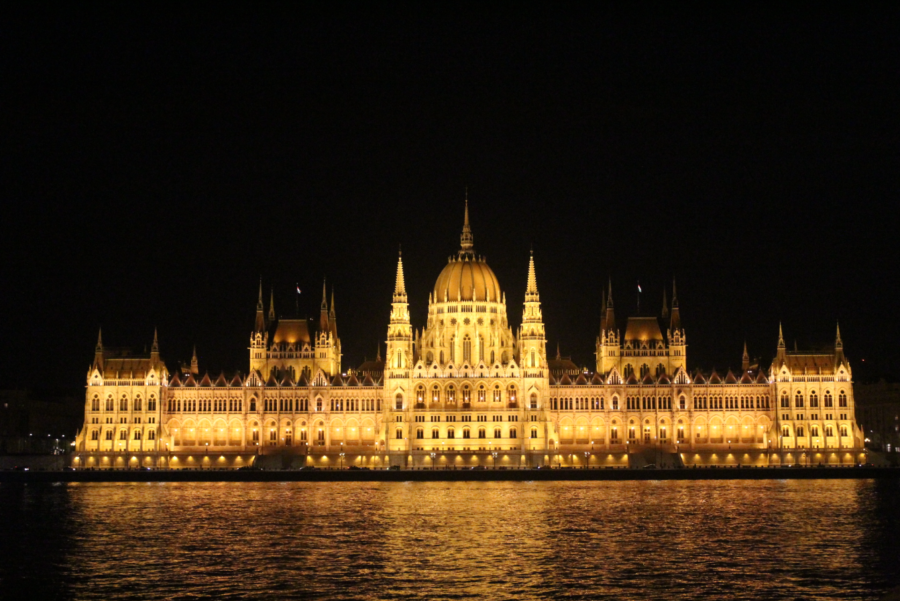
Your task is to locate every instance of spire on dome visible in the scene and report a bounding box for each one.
[393,251,407,302]
[525,250,539,301]
[460,193,474,255]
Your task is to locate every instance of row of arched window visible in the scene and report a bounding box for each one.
[780,391,848,409]
[91,396,157,412]
[415,427,523,439]
[90,429,156,441]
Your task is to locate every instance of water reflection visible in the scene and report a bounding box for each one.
[0,480,897,599]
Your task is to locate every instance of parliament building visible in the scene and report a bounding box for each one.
[74,203,864,469]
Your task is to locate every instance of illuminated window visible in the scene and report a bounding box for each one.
[839,391,848,408]
[91,430,99,441]
[510,428,517,439]
[134,430,142,440]
[148,431,155,440]
[396,428,403,440]
[478,428,486,439]
[416,428,424,439]
[494,427,501,438]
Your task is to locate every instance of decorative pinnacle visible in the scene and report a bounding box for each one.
[671,278,679,307]
[607,277,614,308]
[96,327,103,348]
[393,251,407,300]
[525,252,539,299]
[257,277,263,310]
[778,322,785,348]
[320,278,327,310]
[835,321,843,347]
[743,341,749,358]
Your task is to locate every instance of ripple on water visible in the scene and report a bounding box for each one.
[0,479,899,600]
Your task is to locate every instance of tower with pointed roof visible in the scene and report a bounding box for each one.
[595,281,621,374]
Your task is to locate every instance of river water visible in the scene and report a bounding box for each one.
[1,479,899,600]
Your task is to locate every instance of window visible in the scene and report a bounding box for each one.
[610,427,618,441]
[796,426,805,437]
[91,430,99,441]
[810,392,819,408]
[416,428,424,439]
[811,426,819,437]
[148,431,155,440]
[478,428,486,439]
[119,397,128,412]
[530,393,538,409]
[119,430,127,441]
[824,391,833,407]
[839,391,848,407]
[463,336,472,363]
[105,430,113,440]
[134,430,142,440]
[148,397,156,411]
[250,399,258,412]
[612,396,618,411]
[463,428,470,439]
[396,428,403,439]
[431,428,439,439]
[531,428,538,438]
[494,427,501,438]
[91,397,100,412]
[510,428,517,439]
[493,387,501,402]
[396,393,404,410]
[795,392,804,408]
[781,395,789,408]
[448,428,455,439]
[269,429,277,442]
[679,396,686,410]
[782,426,790,437]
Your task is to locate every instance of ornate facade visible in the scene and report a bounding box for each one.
[74,203,864,468]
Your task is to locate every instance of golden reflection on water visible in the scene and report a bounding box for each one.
[1,479,898,600]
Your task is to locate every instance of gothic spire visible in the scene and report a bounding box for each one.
[257,277,264,311]
[96,327,103,349]
[671,278,679,308]
[254,279,266,333]
[835,321,843,348]
[661,287,669,320]
[319,278,329,333]
[268,288,276,321]
[320,278,328,311]
[742,341,750,372]
[778,322,785,349]
[151,327,159,354]
[607,277,614,308]
[525,250,539,301]
[330,288,336,320]
[393,250,407,301]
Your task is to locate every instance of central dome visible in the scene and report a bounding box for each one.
[432,199,502,303]
[434,256,502,303]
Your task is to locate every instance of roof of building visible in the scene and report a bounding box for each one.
[273,318,312,344]
[624,317,664,342]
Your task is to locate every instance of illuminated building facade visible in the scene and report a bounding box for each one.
[73,203,864,468]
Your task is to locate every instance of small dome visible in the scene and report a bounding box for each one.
[434,256,502,303]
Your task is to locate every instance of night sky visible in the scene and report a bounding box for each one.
[4,5,899,391]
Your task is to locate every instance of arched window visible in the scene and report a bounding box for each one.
[134,430,142,440]
[463,336,472,363]
[479,336,485,362]
[148,431,156,440]
[839,390,848,407]
[655,363,665,377]
[530,393,538,409]
[824,391,834,407]
[510,427,517,439]
[795,391,804,408]
[416,428,424,439]
[426,351,434,365]
[148,396,156,411]
[431,428,439,439]
[105,397,114,412]
[810,391,819,407]
[507,385,517,405]
[623,365,634,378]
[396,428,403,439]
[781,394,789,408]
[463,428,470,439]
[396,393,404,410]
[432,385,440,403]
[448,428,455,439]
[612,396,619,411]
[462,385,471,403]
[447,385,456,404]
[478,385,486,403]
[91,430,99,440]
[134,397,142,412]
[530,349,536,367]
[493,386,501,402]
[119,397,128,412]
[494,427,501,438]
[91,396,100,412]
[531,428,538,439]
[478,428,486,439]
[640,364,649,378]
[679,395,686,410]
[250,398,258,412]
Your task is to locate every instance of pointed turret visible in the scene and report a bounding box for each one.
[190,345,199,375]
[150,327,160,365]
[254,278,266,333]
[96,327,103,352]
[776,322,786,364]
[519,252,546,369]
[525,250,539,302]
[319,278,329,333]
[669,279,681,331]
[661,288,669,320]
[93,327,104,370]
[835,322,843,349]
[603,278,617,334]
[269,288,276,322]
[329,289,336,321]
[393,251,408,302]
[742,341,750,372]
[835,321,847,367]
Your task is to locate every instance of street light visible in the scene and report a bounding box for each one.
[430,451,436,470]
[491,451,498,469]
[340,442,345,469]
[584,451,590,469]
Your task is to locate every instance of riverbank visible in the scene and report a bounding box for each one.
[2,465,899,483]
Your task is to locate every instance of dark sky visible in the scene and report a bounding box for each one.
[3,4,899,391]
